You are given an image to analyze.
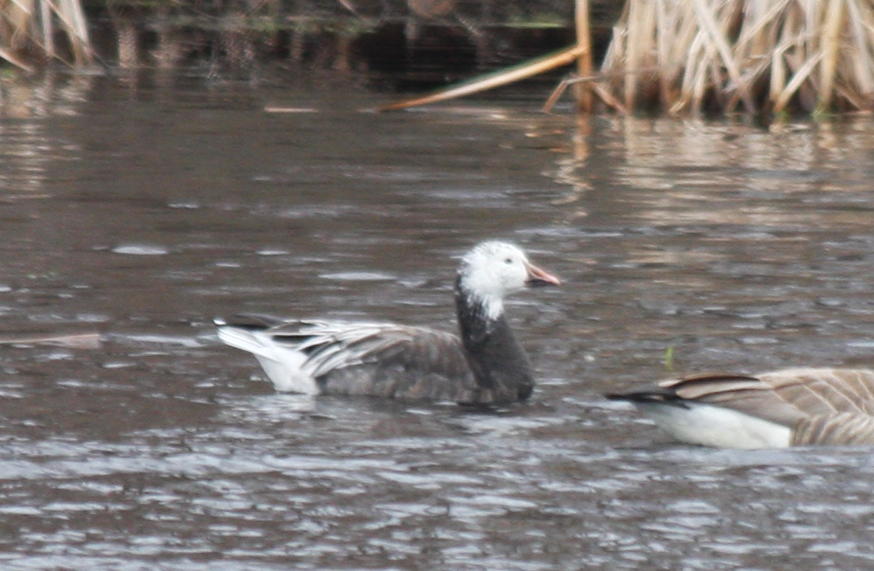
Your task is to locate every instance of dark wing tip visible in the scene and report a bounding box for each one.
[214,313,286,331]
[605,388,689,408]
[604,391,662,402]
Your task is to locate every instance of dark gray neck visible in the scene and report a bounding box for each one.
[454,276,534,401]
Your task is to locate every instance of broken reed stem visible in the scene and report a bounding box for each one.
[543,66,662,113]
[377,44,586,112]
[600,0,874,115]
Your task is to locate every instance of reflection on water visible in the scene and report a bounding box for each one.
[1,73,874,567]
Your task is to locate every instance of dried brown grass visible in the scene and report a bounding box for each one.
[599,0,874,115]
[0,0,93,69]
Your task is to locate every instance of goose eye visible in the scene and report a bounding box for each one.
[504,258,513,264]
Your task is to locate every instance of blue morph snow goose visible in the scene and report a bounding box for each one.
[215,241,560,404]
[607,368,874,448]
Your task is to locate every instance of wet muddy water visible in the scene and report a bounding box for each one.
[2,75,874,568]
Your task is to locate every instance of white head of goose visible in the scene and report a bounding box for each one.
[607,368,874,448]
[215,241,560,404]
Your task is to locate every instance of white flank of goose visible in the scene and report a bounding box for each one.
[215,241,560,404]
[607,368,874,448]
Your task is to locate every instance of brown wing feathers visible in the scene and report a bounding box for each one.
[760,369,874,416]
[792,412,874,446]
[615,368,874,445]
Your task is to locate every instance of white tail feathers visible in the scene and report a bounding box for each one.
[216,325,318,395]
[216,326,277,360]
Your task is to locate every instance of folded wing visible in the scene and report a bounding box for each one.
[660,368,874,426]
[264,320,481,401]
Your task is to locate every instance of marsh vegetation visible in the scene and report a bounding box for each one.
[1,1,872,116]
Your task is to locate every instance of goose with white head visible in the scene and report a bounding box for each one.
[216,241,560,404]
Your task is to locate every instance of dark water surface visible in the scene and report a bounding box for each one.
[2,74,874,568]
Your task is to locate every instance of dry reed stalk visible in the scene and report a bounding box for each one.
[624,0,656,109]
[769,42,786,103]
[600,0,874,115]
[575,0,593,112]
[542,68,643,114]
[60,0,93,65]
[40,0,54,58]
[0,0,92,68]
[591,81,627,113]
[672,13,709,114]
[818,0,844,110]
[846,0,874,95]
[655,0,681,105]
[774,51,823,111]
[377,45,586,112]
[693,0,755,112]
[0,46,33,71]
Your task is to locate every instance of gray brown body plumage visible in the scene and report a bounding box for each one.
[277,320,479,401]
[216,241,559,405]
[225,286,537,404]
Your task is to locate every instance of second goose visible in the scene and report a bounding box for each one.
[607,368,874,448]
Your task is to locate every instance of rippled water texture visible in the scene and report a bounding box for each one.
[2,74,874,568]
